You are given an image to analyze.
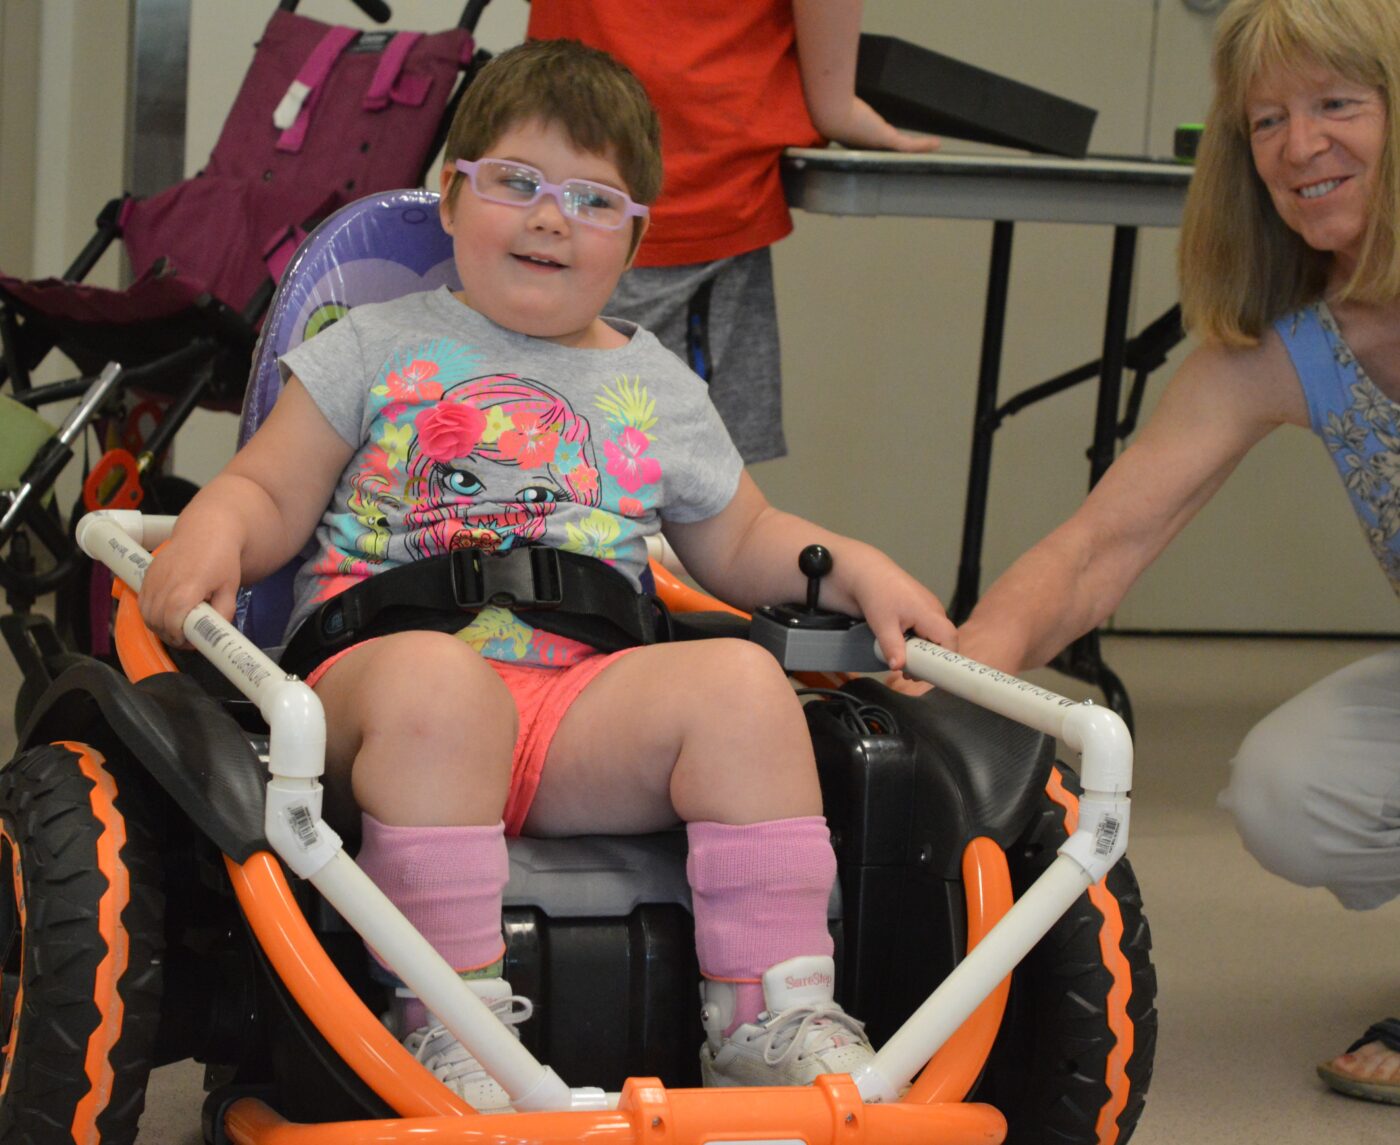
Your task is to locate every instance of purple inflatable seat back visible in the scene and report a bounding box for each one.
[234,189,459,647]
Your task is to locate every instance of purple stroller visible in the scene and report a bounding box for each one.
[1,0,482,696]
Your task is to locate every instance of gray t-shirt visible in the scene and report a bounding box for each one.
[280,287,743,666]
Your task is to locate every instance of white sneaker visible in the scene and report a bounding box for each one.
[401,978,533,1112]
[699,955,875,1087]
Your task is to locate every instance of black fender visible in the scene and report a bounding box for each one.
[809,675,1055,880]
[18,658,269,862]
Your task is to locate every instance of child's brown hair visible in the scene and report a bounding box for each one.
[442,39,663,251]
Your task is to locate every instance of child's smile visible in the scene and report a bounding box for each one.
[440,119,645,349]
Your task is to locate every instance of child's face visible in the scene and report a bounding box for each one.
[439,118,644,349]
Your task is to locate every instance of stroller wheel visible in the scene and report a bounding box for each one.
[0,743,165,1145]
[974,761,1158,1145]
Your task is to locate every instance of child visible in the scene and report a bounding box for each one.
[141,39,955,1110]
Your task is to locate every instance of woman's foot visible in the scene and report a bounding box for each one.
[1317,1019,1400,1105]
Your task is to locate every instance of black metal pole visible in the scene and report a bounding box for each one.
[950,220,1015,623]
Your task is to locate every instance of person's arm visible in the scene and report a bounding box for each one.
[139,378,355,644]
[663,471,956,672]
[791,0,940,153]
[958,337,1308,673]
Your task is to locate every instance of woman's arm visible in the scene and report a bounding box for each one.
[792,0,940,153]
[663,471,956,671]
[958,337,1308,672]
[139,378,355,644]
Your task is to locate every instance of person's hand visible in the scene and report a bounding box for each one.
[836,549,956,676]
[812,96,941,153]
[138,531,242,648]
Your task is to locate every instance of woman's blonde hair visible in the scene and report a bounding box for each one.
[1179,0,1400,345]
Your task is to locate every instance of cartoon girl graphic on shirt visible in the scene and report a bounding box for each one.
[400,373,609,663]
[403,374,602,559]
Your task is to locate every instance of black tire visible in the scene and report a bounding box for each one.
[0,743,166,1144]
[972,761,1158,1145]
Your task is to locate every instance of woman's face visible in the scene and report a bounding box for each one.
[1246,62,1387,275]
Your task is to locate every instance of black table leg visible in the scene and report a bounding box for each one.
[1056,225,1139,729]
[950,220,1014,624]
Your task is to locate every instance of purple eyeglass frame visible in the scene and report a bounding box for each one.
[454,158,650,230]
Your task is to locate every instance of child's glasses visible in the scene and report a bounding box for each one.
[454,158,650,231]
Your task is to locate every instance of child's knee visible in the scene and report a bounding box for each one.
[357,631,517,746]
[692,638,798,707]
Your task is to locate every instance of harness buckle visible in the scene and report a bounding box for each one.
[450,546,564,611]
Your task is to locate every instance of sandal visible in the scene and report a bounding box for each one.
[1317,1018,1400,1105]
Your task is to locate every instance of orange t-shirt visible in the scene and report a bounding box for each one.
[527,1,823,267]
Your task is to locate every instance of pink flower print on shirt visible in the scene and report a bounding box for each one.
[499,413,560,469]
[604,427,661,494]
[619,497,645,518]
[388,359,443,401]
[377,360,444,422]
[415,402,485,463]
[569,465,600,501]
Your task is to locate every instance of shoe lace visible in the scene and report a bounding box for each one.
[757,1002,868,1067]
[412,994,534,1085]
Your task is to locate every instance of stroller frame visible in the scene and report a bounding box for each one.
[0,0,485,655]
[66,507,1135,1144]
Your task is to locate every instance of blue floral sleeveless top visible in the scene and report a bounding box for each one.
[1275,302,1400,598]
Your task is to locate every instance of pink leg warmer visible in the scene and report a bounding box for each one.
[356,813,509,978]
[686,817,837,1026]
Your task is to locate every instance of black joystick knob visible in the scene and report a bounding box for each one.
[799,544,833,611]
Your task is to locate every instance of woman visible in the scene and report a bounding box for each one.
[958,0,1400,1104]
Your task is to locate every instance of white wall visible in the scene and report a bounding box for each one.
[14,0,1396,634]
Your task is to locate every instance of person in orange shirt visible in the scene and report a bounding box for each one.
[528,0,938,463]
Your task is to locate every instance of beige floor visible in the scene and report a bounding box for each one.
[3,632,1398,1143]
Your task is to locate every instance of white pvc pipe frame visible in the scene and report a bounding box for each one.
[77,510,1133,1110]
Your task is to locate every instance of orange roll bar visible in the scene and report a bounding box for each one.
[906,837,1014,1104]
[224,853,473,1119]
[112,577,177,683]
[226,1074,1006,1145]
[648,558,747,617]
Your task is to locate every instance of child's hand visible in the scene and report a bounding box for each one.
[838,550,956,675]
[139,531,242,649]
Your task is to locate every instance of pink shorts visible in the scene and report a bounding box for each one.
[307,641,640,834]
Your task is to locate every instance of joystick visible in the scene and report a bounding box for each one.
[746,542,885,672]
[799,544,833,612]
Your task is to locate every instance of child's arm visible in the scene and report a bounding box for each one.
[139,378,355,645]
[792,0,940,153]
[663,471,956,672]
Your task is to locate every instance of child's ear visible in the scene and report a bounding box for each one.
[624,215,651,269]
[438,165,456,231]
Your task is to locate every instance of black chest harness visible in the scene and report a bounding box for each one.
[279,546,667,679]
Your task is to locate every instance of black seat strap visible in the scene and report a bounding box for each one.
[280,547,666,678]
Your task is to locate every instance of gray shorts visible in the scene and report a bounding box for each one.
[606,247,785,464]
[1218,647,1400,909]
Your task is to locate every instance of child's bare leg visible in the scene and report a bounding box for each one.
[524,638,819,834]
[314,631,521,1101]
[315,631,517,827]
[527,640,867,1086]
